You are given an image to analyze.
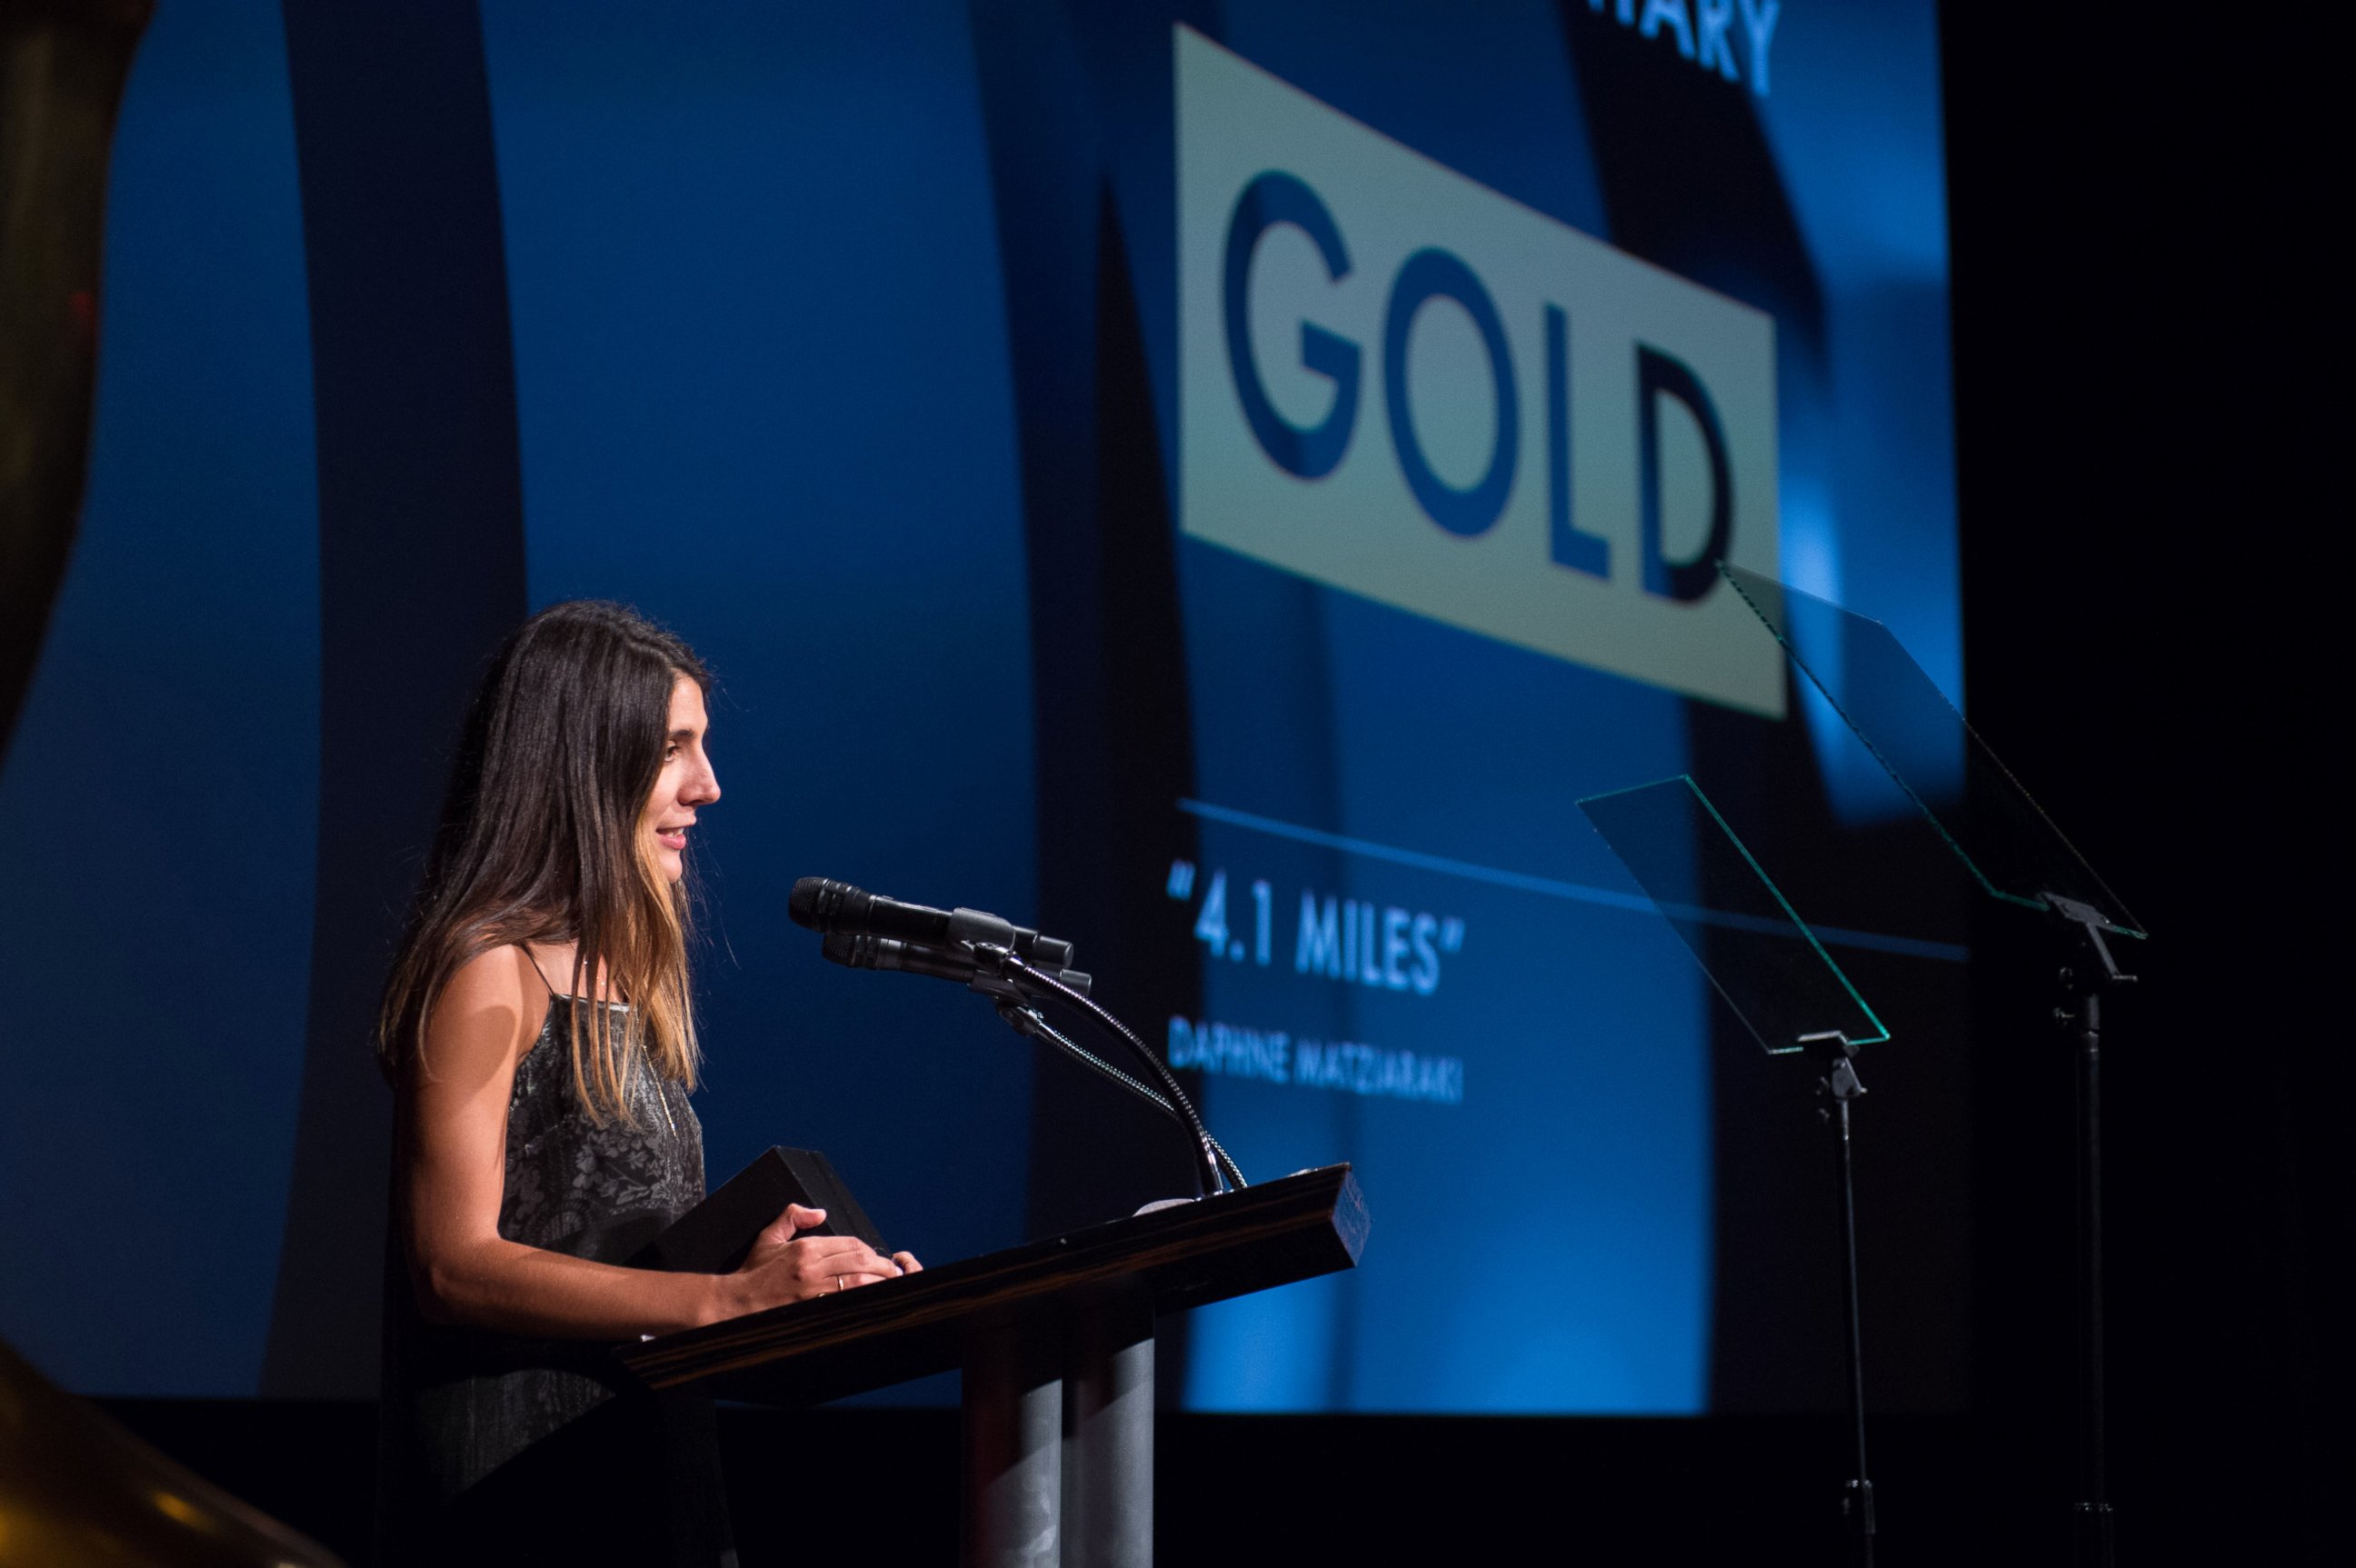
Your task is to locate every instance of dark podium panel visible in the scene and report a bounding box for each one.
[618,1164,1369,1566]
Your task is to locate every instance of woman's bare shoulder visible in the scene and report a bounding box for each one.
[417,944,546,1086]
[441,942,546,1008]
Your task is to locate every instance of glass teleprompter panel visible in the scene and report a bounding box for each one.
[1580,776,1886,1055]
[1721,563,2144,938]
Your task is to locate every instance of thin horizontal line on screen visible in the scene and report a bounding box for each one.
[1176,797,1969,965]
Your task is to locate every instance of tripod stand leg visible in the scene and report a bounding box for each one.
[2073,989,2115,1567]
[1829,1058,1877,1568]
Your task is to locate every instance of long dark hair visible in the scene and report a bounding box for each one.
[378,600,710,1118]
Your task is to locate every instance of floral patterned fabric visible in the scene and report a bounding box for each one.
[499,997,704,1256]
[376,994,728,1565]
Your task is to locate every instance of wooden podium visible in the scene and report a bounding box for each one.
[617,1164,1369,1566]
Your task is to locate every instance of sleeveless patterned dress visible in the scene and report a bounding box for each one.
[375,987,734,1566]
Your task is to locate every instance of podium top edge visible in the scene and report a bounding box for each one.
[615,1163,1367,1392]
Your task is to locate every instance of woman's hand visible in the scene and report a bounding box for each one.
[722,1203,921,1316]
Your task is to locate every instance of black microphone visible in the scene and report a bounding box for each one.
[789,877,1074,969]
[821,931,1093,998]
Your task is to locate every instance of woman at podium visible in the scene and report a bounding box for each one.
[370,600,917,1565]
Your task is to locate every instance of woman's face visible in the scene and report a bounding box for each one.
[643,674,720,884]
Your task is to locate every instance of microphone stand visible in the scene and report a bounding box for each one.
[967,944,1239,1199]
[1814,1034,1876,1567]
[2043,895,2132,1568]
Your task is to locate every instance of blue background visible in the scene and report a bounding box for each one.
[0,0,1962,1414]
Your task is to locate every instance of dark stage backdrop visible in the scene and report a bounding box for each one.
[1,0,1972,1416]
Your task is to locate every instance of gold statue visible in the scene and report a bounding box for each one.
[1,1335,344,1566]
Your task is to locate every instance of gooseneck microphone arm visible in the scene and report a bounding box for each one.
[973,944,1231,1197]
[994,1001,1245,1193]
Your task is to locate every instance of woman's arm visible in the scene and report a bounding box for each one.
[399,945,906,1339]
